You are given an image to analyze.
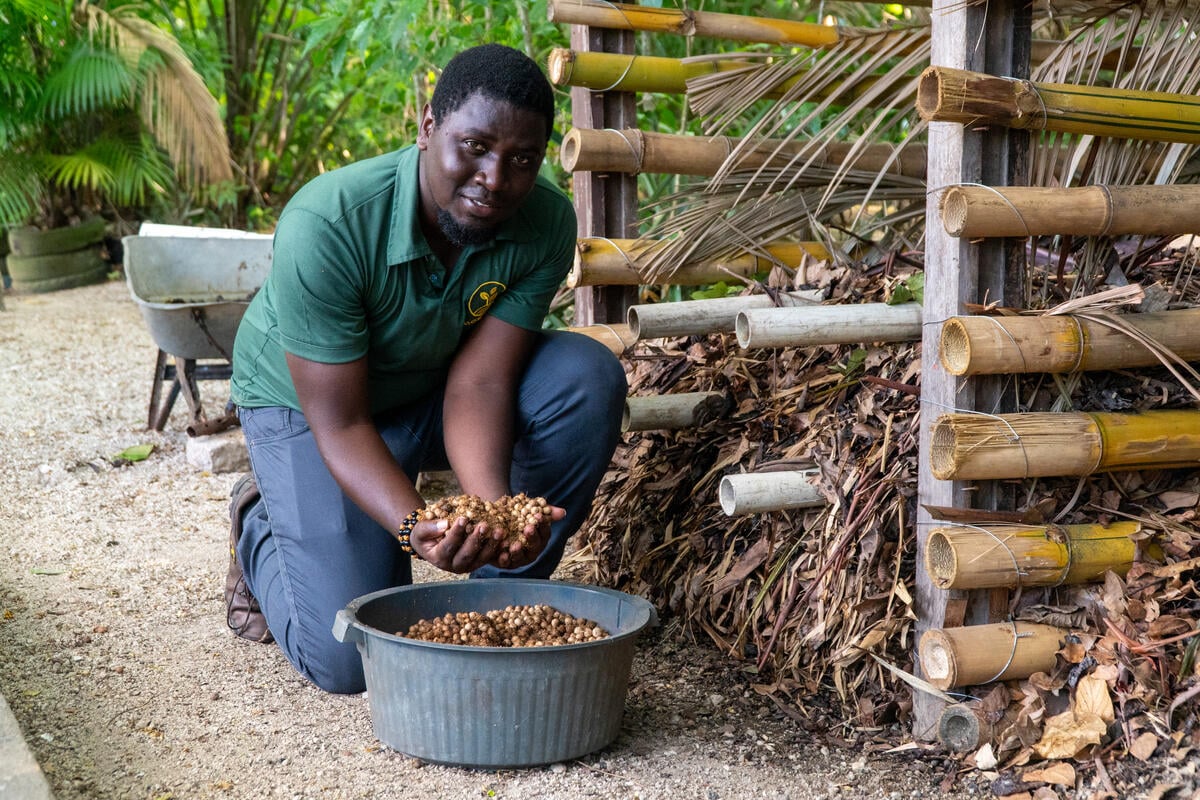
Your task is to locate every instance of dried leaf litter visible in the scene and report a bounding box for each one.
[571,243,1200,777]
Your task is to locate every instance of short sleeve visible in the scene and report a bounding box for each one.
[270,208,370,364]
[487,190,576,331]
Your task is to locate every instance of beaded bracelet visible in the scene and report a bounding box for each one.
[396,509,423,560]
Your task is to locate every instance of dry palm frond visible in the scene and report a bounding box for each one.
[630,26,930,283]
[633,167,924,282]
[1023,3,1200,299]
[84,5,232,186]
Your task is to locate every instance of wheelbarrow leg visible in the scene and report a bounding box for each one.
[148,349,177,431]
[177,357,207,427]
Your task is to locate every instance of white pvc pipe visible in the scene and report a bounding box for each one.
[622,392,726,432]
[718,470,824,516]
[735,302,922,348]
[627,290,823,340]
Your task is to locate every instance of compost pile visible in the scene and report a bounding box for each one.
[578,255,924,728]
[576,241,1200,788]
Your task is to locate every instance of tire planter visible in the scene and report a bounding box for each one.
[6,218,109,293]
[6,246,108,293]
[1,230,10,290]
[7,217,107,257]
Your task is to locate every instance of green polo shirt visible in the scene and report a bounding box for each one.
[230,145,575,413]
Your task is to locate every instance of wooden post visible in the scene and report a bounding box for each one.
[915,0,1029,739]
[569,16,640,326]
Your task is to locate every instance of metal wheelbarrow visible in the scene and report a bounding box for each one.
[123,223,273,432]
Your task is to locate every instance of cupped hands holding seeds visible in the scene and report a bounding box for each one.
[410,493,564,573]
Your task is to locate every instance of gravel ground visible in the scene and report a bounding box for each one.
[0,278,1171,799]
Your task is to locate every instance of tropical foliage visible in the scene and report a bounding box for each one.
[0,0,230,228]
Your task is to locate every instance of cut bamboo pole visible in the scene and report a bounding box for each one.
[549,1,1129,70]
[569,323,637,355]
[548,0,841,48]
[571,238,832,288]
[917,66,1200,144]
[718,469,824,515]
[924,521,1142,590]
[929,409,1200,481]
[622,392,727,432]
[736,302,922,348]
[560,127,928,178]
[940,184,1200,238]
[627,291,823,340]
[548,48,875,101]
[919,622,1066,690]
[938,703,997,753]
[939,309,1200,376]
[550,48,752,95]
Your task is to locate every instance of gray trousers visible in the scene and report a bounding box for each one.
[236,330,627,693]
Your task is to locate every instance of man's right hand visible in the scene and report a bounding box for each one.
[411,516,507,573]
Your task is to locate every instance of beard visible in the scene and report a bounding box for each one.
[437,208,496,248]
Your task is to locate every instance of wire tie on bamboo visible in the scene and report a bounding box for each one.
[948,521,1030,587]
[982,619,1034,685]
[1050,524,1076,588]
[604,127,646,174]
[981,316,1030,373]
[1027,81,1050,130]
[921,399,1031,479]
[954,182,1035,239]
[591,55,639,94]
[593,322,630,351]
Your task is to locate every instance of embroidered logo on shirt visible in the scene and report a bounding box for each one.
[466,281,506,324]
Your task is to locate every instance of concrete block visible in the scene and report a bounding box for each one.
[0,693,54,800]
[186,427,250,474]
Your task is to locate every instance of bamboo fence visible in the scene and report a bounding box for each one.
[571,238,831,288]
[939,184,1200,238]
[560,127,927,178]
[548,0,842,48]
[735,302,922,349]
[548,1,1120,69]
[548,48,875,102]
[939,309,1200,376]
[919,622,1067,690]
[917,66,1200,144]
[929,409,1200,480]
[924,521,1142,590]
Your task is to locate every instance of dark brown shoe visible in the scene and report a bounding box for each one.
[225,473,274,643]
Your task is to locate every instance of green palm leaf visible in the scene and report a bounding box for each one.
[39,43,134,119]
[0,158,45,225]
[84,4,232,185]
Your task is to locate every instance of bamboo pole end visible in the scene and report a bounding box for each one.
[939,186,970,238]
[938,317,973,376]
[915,65,942,121]
[938,704,989,753]
[924,529,958,590]
[547,48,575,87]
[929,416,960,481]
[918,629,957,691]
[560,128,583,172]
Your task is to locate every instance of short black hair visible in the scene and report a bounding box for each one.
[430,44,555,142]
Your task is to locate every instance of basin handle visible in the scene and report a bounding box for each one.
[331,609,362,644]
